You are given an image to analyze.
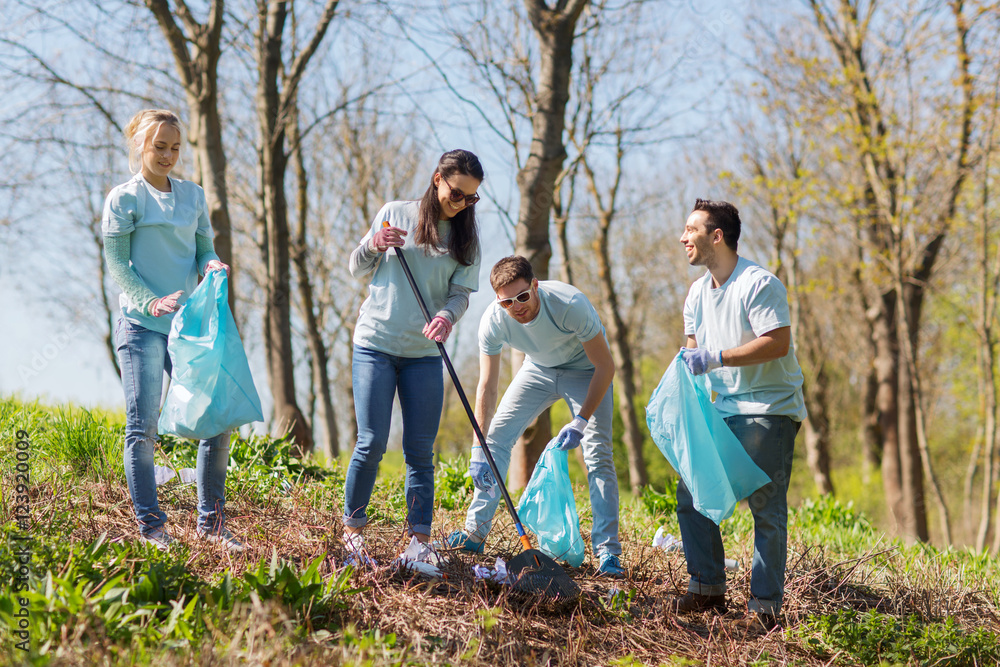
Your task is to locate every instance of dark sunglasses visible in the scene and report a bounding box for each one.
[498,288,532,309]
[442,178,480,206]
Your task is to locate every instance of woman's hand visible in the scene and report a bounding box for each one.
[150,290,184,317]
[205,259,230,275]
[423,315,453,343]
[370,225,407,252]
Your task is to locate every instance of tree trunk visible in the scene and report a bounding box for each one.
[579,138,647,495]
[508,0,589,489]
[289,91,339,461]
[594,241,648,494]
[800,341,833,496]
[256,1,304,456]
[809,0,972,543]
[253,0,339,456]
[144,0,235,313]
[975,85,1000,550]
[870,292,906,533]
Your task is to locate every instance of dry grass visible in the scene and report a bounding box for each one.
[10,464,998,667]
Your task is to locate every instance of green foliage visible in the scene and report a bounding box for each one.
[159,432,334,502]
[640,478,678,519]
[791,495,877,553]
[240,549,360,628]
[43,409,126,481]
[0,528,364,662]
[608,655,644,667]
[435,454,474,510]
[4,397,1000,665]
[0,401,125,483]
[475,606,502,632]
[601,586,637,622]
[793,609,1000,666]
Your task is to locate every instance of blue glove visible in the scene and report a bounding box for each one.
[554,416,588,451]
[682,348,722,375]
[470,460,496,493]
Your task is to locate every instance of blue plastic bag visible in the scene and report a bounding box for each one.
[158,271,263,440]
[516,439,586,567]
[645,351,771,524]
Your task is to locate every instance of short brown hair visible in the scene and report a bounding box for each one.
[692,198,741,251]
[490,255,534,292]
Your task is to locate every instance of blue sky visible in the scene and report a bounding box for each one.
[0,0,753,411]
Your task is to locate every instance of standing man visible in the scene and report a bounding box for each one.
[445,255,625,577]
[672,199,806,632]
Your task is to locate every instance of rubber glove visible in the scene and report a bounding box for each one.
[150,290,184,317]
[423,315,453,343]
[369,225,407,252]
[554,416,588,451]
[682,348,722,375]
[470,460,496,493]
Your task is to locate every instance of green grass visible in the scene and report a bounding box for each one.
[2,396,998,666]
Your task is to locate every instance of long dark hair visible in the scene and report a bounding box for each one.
[416,149,483,266]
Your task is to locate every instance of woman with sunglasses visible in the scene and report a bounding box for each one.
[343,149,484,563]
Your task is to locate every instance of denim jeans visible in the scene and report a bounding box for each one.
[115,318,231,536]
[464,362,621,558]
[677,415,798,615]
[344,345,443,536]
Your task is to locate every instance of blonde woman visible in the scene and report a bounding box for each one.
[102,109,240,552]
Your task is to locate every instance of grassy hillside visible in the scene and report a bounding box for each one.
[1,397,998,666]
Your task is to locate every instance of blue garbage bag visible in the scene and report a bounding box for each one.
[517,439,585,567]
[158,271,263,440]
[645,351,771,524]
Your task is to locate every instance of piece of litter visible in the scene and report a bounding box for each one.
[725,558,739,571]
[178,468,197,484]
[392,535,443,577]
[472,557,513,584]
[652,526,682,551]
[153,466,175,486]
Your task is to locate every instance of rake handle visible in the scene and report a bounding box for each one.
[382,222,534,548]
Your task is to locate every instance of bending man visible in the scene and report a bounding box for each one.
[446,255,625,577]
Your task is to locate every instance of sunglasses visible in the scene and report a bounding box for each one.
[442,178,480,206]
[498,288,532,309]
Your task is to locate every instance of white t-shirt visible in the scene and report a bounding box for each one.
[353,200,480,357]
[102,174,212,334]
[479,281,605,370]
[683,256,807,420]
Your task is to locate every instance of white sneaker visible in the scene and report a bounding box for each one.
[343,532,376,567]
[198,527,246,553]
[140,528,174,551]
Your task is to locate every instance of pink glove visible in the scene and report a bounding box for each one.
[370,225,407,252]
[423,315,453,343]
[150,290,184,317]
[205,259,230,275]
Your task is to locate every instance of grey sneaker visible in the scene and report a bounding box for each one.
[438,530,484,554]
[597,553,626,578]
[140,527,174,551]
[198,527,246,553]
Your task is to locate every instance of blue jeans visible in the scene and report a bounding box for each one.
[115,318,231,536]
[464,362,621,558]
[677,415,798,615]
[344,345,443,536]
